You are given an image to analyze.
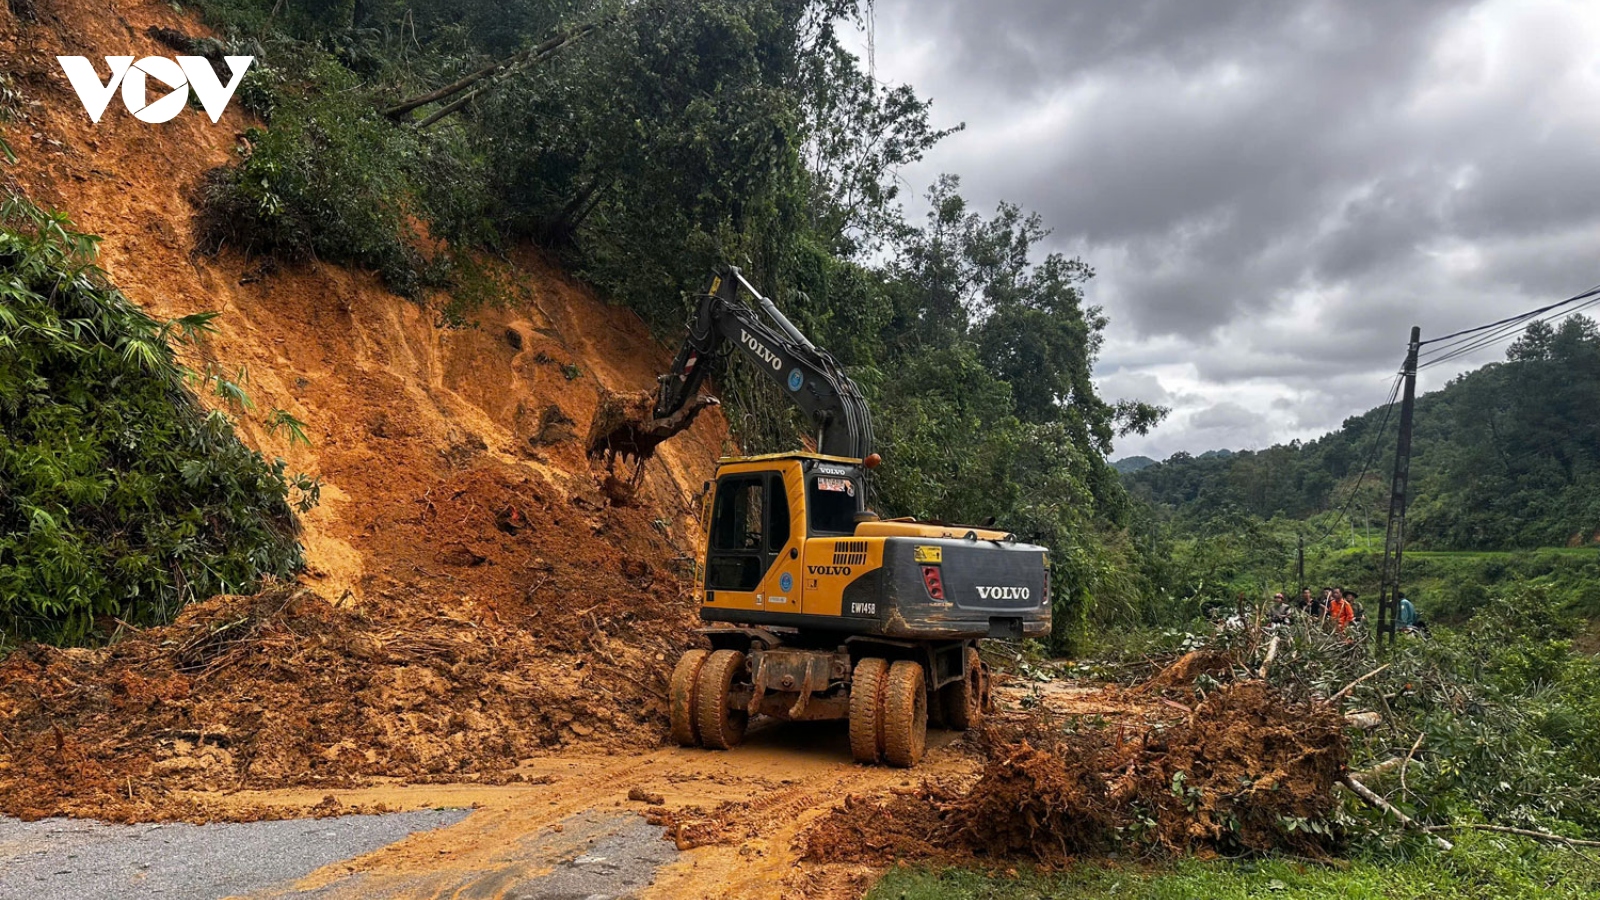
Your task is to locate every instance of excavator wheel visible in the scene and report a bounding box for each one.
[883,661,928,768]
[848,657,888,764]
[940,646,986,731]
[669,649,710,747]
[694,649,749,750]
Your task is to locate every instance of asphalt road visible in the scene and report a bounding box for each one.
[0,811,469,900]
[0,807,680,900]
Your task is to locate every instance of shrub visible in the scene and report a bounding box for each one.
[198,55,431,295]
[0,196,310,644]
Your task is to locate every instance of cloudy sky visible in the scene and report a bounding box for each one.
[848,0,1600,460]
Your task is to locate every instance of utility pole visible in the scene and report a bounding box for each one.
[1377,327,1421,647]
[1297,532,1305,591]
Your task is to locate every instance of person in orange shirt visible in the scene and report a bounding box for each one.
[1328,588,1355,632]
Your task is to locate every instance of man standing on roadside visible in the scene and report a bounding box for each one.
[1329,588,1355,632]
[1270,592,1293,623]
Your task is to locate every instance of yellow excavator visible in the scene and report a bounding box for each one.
[654,268,1050,767]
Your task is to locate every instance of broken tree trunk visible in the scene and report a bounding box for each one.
[387,19,608,124]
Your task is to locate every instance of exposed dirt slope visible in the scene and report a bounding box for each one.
[0,0,732,820]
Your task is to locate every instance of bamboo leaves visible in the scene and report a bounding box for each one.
[0,196,314,645]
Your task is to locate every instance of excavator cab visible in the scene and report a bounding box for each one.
[700,454,866,620]
[696,451,1048,640]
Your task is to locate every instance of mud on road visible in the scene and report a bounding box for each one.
[157,679,1164,899]
[179,720,979,900]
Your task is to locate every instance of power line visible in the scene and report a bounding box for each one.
[1418,283,1600,347]
[1304,368,1404,548]
[1419,295,1600,371]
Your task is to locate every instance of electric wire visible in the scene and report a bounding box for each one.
[1419,295,1600,371]
[1303,368,1405,549]
[1417,283,1600,347]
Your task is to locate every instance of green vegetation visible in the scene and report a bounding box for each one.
[1125,318,1600,551]
[1110,510,1599,632]
[181,0,1165,653]
[200,53,440,296]
[0,197,314,645]
[1316,546,1600,623]
[964,587,1600,898]
[869,832,1600,900]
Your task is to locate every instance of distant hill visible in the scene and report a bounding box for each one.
[1111,456,1158,474]
[1122,317,1600,550]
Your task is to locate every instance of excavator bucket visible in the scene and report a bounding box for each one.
[586,388,718,466]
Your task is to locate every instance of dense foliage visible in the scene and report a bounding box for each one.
[186,0,1166,651]
[1124,318,1600,552]
[0,197,310,644]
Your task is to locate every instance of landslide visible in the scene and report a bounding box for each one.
[0,0,730,821]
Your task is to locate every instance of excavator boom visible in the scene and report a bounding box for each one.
[654,268,874,460]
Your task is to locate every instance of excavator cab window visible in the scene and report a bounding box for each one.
[807,474,860,536]
[707,473,786,591]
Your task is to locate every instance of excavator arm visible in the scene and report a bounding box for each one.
[655,267,875,460]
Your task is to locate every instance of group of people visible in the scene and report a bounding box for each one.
[1268,587,1362,631]
[1264,587,1426,635]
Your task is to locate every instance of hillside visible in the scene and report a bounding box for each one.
[1110,455,1156,474]
[0,0,1154,820]
[0,0,733,820]
[1123,322,1600,551]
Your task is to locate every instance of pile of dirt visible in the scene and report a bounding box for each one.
[803,678,1348,865]
[0,571,695,822]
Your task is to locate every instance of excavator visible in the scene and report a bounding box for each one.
[654,267,1051,767]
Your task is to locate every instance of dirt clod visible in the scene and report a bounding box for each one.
[628,787,666,805]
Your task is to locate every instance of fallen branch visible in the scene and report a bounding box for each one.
[1341,775,1453,851]
[1257,634,1280,679]
[1352,755,1405,779]
[1328,664,1390,704]
[1399,730,1425,798]
[1422,823,1600,848]
[1344,711,1383,731]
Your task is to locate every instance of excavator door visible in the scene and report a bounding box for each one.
[703,466,801,615]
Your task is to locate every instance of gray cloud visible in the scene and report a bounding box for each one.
[1191,401,1266,431]
[864,0,1600,457]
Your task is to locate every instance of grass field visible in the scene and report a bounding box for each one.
[867,833,1600,900]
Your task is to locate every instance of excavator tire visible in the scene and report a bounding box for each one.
[883,660,928,768]
[940,646,985,731]
[848,657,888,764]
[669,649,710,747]
[695,649,749,750]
